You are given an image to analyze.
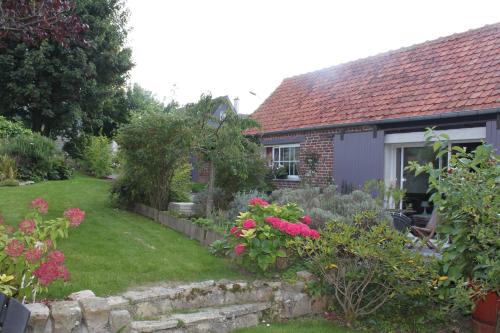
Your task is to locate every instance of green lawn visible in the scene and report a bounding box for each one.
[0,175,242,299]
[234,319,358,333]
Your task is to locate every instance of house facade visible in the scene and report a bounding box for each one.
[250,23,500,212]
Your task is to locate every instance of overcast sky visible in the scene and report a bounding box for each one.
[126,0,500,114]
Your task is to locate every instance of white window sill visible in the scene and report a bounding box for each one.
[273,178,300,182]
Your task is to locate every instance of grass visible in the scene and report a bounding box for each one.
[0,175,243,299]
[233,319,359,333]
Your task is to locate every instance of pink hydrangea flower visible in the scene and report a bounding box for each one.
[309,229,320,240]
[25,248,43,264]
[33,261,69,286]
[242,219,257,230]
[64,208,85,227]
[234,243,246,256]
[19,219,36,234]
[300,215,312,225]
[31,198,48,214]
[4,239,25,257]
[284,223,301,237]
[229,226,242,238]
[248,198,269,207]
[47,250,65,264]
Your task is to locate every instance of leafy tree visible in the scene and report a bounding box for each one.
[0,0,85,46]
[186,94,262,216]
[0,0,133,138]
[114,111,192,210]
[126,83,166,116]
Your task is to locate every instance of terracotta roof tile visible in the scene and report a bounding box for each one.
[250,23,500,134]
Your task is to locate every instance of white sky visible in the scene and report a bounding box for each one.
[126,0,500,115]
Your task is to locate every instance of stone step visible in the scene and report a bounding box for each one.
[131,302,271,333]
[122,280,278,318]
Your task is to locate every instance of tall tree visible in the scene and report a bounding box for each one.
[0,0,133,137]
[186,94,261,216]
[0,0,86,46]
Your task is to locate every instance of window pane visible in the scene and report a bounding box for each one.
[282,162,290,175]
[282,148,290,161]
[291,162,298,175]
[273,148,279,162]
[294,147,300,161]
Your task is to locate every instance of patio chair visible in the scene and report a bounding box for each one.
[411,209,439,250]
[390,211,412,233]
[0,294,31,333]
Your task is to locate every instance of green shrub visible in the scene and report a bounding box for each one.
[83,136,113,178]
[170,163,192,202]
[0,133,72,181]
[0,116,31,139]
[112,112,192,210]
[227,190,269,221]
[0,178,20,187]
[191,182,206,193]
[408,130,500,310]
[297,215,441,328]
[193,187,226,217]
[0,154,17,181]
[271,186,390,229]
[228,199,319,273]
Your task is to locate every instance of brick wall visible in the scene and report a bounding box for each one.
[262,126,373,189]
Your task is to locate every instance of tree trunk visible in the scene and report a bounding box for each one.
[206,159,215,217]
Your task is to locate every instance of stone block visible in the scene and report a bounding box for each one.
[296,271,315,282]
[109,310,131,333]
[25,303,50,333]
[79,297,111,332]
[50,301,82,333]
[106,296,130,311]
[68,290,96,301]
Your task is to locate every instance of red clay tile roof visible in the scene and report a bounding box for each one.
[250,23,500,134]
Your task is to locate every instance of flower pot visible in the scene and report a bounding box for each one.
[472,291,499,333]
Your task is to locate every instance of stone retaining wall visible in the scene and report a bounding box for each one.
[133,203,224,246]
[26,276,325,333]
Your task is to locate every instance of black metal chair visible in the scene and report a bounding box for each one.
[390,211,412,233]
[0,294,30,333]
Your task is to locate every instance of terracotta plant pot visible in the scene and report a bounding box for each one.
[472,291,499,333]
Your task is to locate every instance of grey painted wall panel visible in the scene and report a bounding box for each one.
[333,130,385,190]
[485,119,499,152]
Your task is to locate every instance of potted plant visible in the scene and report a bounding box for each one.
[407,130,499,332]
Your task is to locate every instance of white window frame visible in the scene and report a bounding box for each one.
[271,144,300,180]
[383,126,486,209]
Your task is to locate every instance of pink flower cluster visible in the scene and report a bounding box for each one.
[31,198,48,214]
[229,226,242,237]
[64,208,85,227]
[264,216,320,239]
[25,248,43,264]
[33,250,70,286]
[4,239,25,257]
[248,197,269,207]
[234,243,246,256]
[242,219,256,230]
[19,219,36,234]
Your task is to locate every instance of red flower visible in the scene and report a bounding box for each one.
[64,208,85,227]
[242,219,257,230]
[234,243,246,256]
[47,250,65,264]
[33,261,69,286]
[4,239,25,257]
[248,198,269,207]
[31,198,48,214]
[300,215,312,225]
[229,226,242,237]
[284,223,301,237]
[19,219,36,234]
[309,229,320,240]
[25,248,43,264]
